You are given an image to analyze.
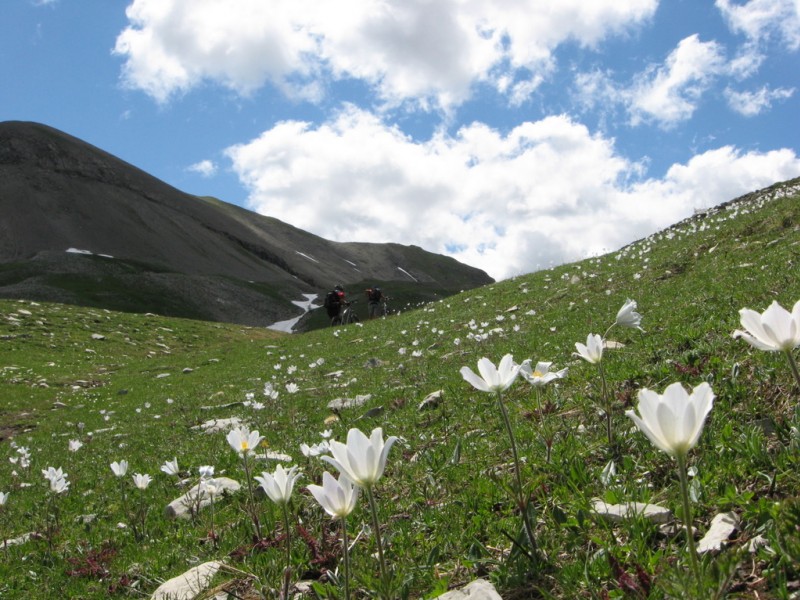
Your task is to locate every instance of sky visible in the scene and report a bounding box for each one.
[2,0,799,282]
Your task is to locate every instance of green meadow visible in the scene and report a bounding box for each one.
[1,178,799,599]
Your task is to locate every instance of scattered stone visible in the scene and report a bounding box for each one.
[156,373,171,379]
[182,368,194,374]
[356,406,384,421]
[165,477,241,519]
[364,358,384,368]
[4,532,36,547]
[325,370,344,379]
[327,394,371,411]
[91,333,105,340]
[697,512,739,554]
[200,402,245,411]
[192,417,245,434]
[76,514,97,525]
[150,560,224,600]
[746,534,773,554]
[255,450,292,462]
[437,579,502,599]
[603,340,626,349]
[52,401,68,409]
[592,499,673,524]
[419,390,444,410]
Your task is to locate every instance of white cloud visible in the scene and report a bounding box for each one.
[187,159,217,177]
[114,0,657,108]
[717,0,800,50]
[226,106,800,280]
[627,35,726,128]
[725,85,794,115]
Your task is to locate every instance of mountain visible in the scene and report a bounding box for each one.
[0,121,493,328]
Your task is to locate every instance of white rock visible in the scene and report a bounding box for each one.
[437,579,502,599]
[91,333,105,340]
[165,477,241,519]
[4,532,34,547]
[419,390,443,410]
[592,499,673,524]
[327,394,371,411]
[191,417,245,434]
[697,512,739,554]
[150,560,224,600]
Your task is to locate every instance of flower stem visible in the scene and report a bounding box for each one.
[242,455,262,540]
[341,516,351,600]
[676,453,701,585]
[785,350,800,394]
[598,361,613,448]
[496,392,538,560]
[365,486,388,583]
[281,503,292,600]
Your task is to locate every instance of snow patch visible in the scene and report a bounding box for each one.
[66,248,114,258]
[295,251,319,263]
[397,266,418,281]
[267,294,319,333]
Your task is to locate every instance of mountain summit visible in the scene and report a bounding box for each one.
[0,121,492,327]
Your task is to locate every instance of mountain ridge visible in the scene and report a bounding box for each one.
[0,120,493,327]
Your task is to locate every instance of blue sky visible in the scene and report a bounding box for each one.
[2,0,798,280]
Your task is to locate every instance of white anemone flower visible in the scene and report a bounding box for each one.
[733,300,800,352]
[0,491,8,506]
[322,427,397,488]
[110,460,128,477]
[307,472,359,519]
[625,382,714,458]
[459,354,520,393]
[198,465,215,480]
[574,333,604,364]
[226,426,263,456]
[160,458,179,476]
[68,440,83,452]
[255,465,302,505]
[132,473,152,490]
[615,299,644,330]
[519,361,568,387]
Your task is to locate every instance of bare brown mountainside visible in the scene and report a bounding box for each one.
[0,121,492,327]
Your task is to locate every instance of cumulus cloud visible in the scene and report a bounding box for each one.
[627,35,726,127]
[226,106,800,280]
[725,85,794,115]
[114,0,657,108]
[717,0,800,50]
[187,159,217,177]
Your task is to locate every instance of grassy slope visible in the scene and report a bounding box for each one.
[0,179,798,598]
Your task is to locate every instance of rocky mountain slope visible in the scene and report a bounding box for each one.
[0,121,492,327]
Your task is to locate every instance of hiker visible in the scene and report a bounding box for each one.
[365,286,386,319]
[324,285,347,320]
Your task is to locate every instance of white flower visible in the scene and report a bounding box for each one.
[255,465,302,505]
[574,333,604,364]
[132,473,152,490]
[300,441,330,457]
[42,466,65,483]
[625,382,715,458]
[226,426,263,456]
[110,460,128,477]
[615,299,643,330]
[68,440,83,452]
[160,458,179,476]
[286,382,299,394]
[519,361,568,387]
[49,475,70,495]
[459,354,520,394]
[198,465,215,480]
[0,491,9,506]
[733,300,800,352]
[308,472,359,519]
[322,427,397,488]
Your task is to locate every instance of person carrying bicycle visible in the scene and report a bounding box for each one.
[324,285,348,320]
[365,285,387,319]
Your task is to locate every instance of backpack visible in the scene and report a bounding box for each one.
[324,290,339,308]
[368,288,382,302]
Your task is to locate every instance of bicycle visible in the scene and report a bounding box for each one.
[331,301,360,326]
